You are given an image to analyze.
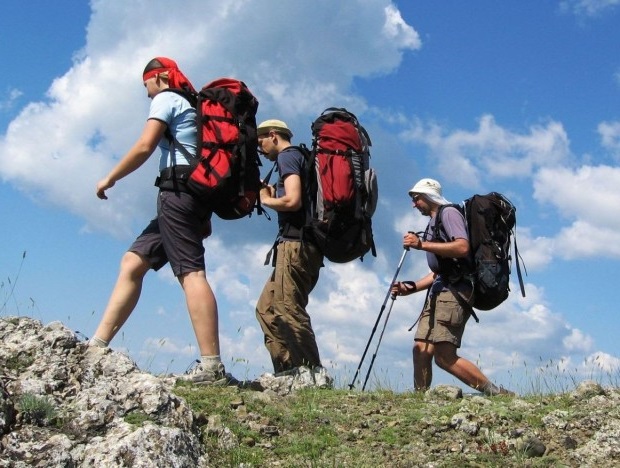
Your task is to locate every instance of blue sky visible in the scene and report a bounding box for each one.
[2,0,620,393]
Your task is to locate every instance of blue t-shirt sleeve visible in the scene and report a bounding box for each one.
[148,91,197,170]
[277,148,304,177]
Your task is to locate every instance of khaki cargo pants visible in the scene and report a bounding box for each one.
[255,240,323,373]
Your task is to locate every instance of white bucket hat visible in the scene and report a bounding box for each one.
[408,178,450,205]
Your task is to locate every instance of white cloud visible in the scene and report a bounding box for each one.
[514,227,556,271]
[598,120,620,159]
[0,88,23,111]
[383,4,422,49]
[582,351,620,374]
[563,328,594,352]
[560,0,620,16]
[0,0,421,239]
[3,0,615,392]
[401,115,571,188]
[534,165,620,258]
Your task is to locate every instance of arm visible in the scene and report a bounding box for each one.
[96,119,167,199]
[259,173,302,212]
[404,232,470,258]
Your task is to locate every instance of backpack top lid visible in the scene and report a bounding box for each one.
[317,119,363,152]
[312,108,370,154]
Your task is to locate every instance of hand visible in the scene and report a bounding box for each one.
[391,281,416,297]
[403,232,422,250]
[96,176,115,200]
[259,184,275,203]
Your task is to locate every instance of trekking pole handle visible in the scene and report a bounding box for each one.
[406,231,424,250]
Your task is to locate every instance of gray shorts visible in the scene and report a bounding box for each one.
[414,290,472,347]
[129,190,212,276]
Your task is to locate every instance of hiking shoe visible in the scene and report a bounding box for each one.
[274,367,300,377]
[496,387,517,396]
[486,385,517,397]
[178,363,238,386]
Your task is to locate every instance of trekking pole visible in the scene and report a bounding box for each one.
[348,248,408,389]
[361,292,397,391]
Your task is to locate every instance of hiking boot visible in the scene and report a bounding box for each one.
[273,366,334,389]
[178,363,238,386]
[274,367,300,377]
[495,386,517,397]
[483,384,517,397]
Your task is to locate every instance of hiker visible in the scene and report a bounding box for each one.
[91,57,230,385]
[391,178,514,396]
[255,119,324,375]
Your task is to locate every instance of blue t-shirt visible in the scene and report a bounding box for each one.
[148,91,197,171]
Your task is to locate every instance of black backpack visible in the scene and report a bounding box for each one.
[434,192,526,312]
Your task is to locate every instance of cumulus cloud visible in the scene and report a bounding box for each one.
[401,114,571,188]
[2,0,614,391]
[513,227,555,271]
[534,165,620,258]
[0,0,421,239]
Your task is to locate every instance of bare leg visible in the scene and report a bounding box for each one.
[413,340,434,391]
[178,270,220,356]
[433,342,492,391]
[93,251,151,343]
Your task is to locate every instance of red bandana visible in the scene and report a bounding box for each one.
[142,57,196,93]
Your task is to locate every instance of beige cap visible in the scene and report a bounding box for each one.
[257,119,293,138]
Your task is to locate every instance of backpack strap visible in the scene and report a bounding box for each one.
[154,88,200,192]
[276,145,315,241]
[434,205,479,322]
[445,284,479,323]
[433,205,473,283]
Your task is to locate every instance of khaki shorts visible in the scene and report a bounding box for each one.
[414,290,471,347]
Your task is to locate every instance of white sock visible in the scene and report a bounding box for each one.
[89,336,109,348]
[200,355,222,370]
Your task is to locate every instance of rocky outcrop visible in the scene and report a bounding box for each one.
[0,317,206,467]
[0,316,334,467]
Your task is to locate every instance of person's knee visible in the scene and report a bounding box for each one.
[178,269,207,285]
[413,341,433,363]
[119,251,150,277]
[433,344,458,370]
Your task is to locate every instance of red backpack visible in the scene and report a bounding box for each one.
[162,78,262,220]
[307,108,378,263]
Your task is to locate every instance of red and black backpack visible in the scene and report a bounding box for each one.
[305,108,378,263]
[158,78,262,220]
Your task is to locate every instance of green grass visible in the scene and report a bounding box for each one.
[124,410,152,427]
[169,380,616,467]
[18,393,58,426]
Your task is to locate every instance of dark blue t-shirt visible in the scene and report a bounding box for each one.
[276,147,306,238]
